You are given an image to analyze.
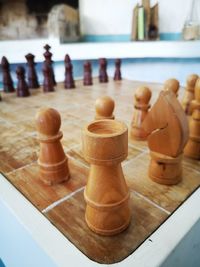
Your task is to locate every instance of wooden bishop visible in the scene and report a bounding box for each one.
[25,53,40,89]
[142,90,189,185]
[95,96,115,120]
[130,86,152,140]
[163,78,179,97]
[184,78,200,159]
[35,107,70,185]
[1,56,15,93]
[82,119,131,235]
[182,74,198,115]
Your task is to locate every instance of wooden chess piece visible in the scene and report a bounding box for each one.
[190,77,200,112]
[142,90,189,185]
[64,54,71,66]
[43,44,56,86]
[1,56,15,93]
[64,61,75,89]
[184,110,200,159]
[182,74,198,115]
[83,61,93,86]
[130,86,152,140]
[16,66,30,97]
[99,58,108,83]
[95,96,115,120]
[25,53,40,89]
[163,78,179,97]
[82,119,131,235]
[42,62,55,92]
[184,78,200,159]
[114,58,122,81]
[35,107,70,185]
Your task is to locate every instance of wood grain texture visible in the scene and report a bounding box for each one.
[0,78,199,264]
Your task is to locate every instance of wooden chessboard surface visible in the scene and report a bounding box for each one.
[0,78,200,264]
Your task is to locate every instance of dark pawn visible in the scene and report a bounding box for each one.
[43,44,56,86]
[83,61,93,86]
[1,56,15,93]
[42,62,55,93]
[16,66,30,97]
[25,53,40,89]
[114,58,122,81]
[99,58,108,83]
[64,62,75,89]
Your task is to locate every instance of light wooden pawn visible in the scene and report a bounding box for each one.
[182,74,198,115]
[36,107,70,185]
[95,96,115,120]
[130,86,152,140]
[163,78,179,97]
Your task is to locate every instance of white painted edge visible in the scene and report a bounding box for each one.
[0,38,200,63]
[0,173,200,267]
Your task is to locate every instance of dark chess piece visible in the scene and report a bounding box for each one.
[99,58,108,83]
[64,61,75,89]
[25,53,40,89]
[42,62,55,93]
[16,66,30,97]
[114,58,122,81]
[83,61,93,86]
[43,44,56,86]
[64,54,71,66]
[1,56,15,93]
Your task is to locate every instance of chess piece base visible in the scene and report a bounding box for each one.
[149,151,182,185]
[38,158,70,185]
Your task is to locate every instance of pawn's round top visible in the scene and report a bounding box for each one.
[95,96,115,117]
[163,78,179,95]
[35,107,61,136]
[134,86,152,105]
[186,74,198,88]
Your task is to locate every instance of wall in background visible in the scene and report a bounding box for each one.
[79,0,193,36]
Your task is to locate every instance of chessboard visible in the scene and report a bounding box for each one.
[0,78,200,264]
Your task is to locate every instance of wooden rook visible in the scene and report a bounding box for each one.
[64,61,75,89]
[16,66,30,97]
[184,78,200,159]
[130,86,152,140]
[95,96,115,120]
[114,58,122,81]
[99,58,108,83]
[142,90,189,185]
[182,74,198,115]
[25,53,40,89]
[1,56,15,93]
[83,61,93,86]
[163,78,179,97]
[82,119,131,235]
[42,62,55,92]
[43,44,56,86]
[35,107,70,185]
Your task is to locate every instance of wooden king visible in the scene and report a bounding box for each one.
[142,91,189,185]
[82,120,131,235]
[35,107,70,185]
